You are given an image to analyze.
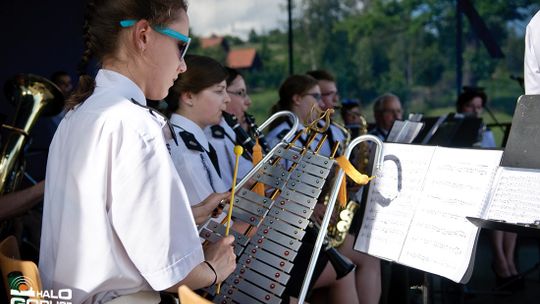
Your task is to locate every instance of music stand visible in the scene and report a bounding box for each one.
[467,217,540,238]
[414,114,483,147]
[468,95,540,294]
[501,95,540,169]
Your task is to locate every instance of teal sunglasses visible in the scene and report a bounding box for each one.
[120,19,191,59]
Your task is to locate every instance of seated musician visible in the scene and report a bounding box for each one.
[266,74,359,303]
[164,55,232,225]
[309,70,381,304]
[306,70,348,146]
[266,75,330,155]
[369,93,403,141]
[223,67,271,155]
[39,2,235,303]
[223,67,252,132]
[455,87,496,148]
[203,75,253,188]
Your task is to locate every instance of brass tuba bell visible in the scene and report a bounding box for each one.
[0,74,64,193]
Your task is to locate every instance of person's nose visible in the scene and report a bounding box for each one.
[178,58,187,74]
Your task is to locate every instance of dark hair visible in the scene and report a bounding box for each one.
[306,69,335,82]
[66,0,188,110]
[340,101,360,121]
[372,93,399,113]
[50,71,70,84]
[225,67,243,86]
[271,74,318,114]
[456,86,487,113]
[165,55,228,115]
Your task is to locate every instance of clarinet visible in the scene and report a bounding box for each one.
[244,113,271,154]
[222,111,256,155]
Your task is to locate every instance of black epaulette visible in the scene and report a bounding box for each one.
[277,129,291,140]
[178,131,204,152]
[210,125,226,139]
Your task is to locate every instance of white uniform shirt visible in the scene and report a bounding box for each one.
[525,10,540,94]
[205,118,252,188]
[169,113,227,205]
[39,69,204,304]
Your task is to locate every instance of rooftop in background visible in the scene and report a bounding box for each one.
[226,48,261,70]
[200,35,225,49]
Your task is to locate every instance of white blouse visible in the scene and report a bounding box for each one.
[169,113,228,205]
[39,69,204,304]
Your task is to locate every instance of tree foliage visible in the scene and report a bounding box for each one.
[291,0,539,113]
[188,0,539,117]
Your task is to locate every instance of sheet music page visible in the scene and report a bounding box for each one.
[399,148,503,283]
[355,143,435,261]
[484,167,540,224]
[387,120,424,144]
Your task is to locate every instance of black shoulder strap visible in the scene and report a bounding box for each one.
[207,143,221,177]
[178,129,221,177]
[178,131,204,152]
[210,125,226,139]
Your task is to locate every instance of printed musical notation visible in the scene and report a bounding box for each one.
[355,143,504,283]
[485,167,540,224]
[356,143,435,261]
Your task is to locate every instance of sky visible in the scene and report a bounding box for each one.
[188,0,290,40]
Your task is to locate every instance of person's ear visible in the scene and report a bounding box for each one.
[180,92,194,107]
[132,19,152,52]
[292,94,302,106]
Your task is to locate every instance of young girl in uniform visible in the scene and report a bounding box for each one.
[39,2,235,303]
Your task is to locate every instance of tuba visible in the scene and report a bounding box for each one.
[0,74,63,193]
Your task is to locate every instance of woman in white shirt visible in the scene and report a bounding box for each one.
[266,74,326,158]
[266,75,360,303]
[164,55,231,225]
[204,68,254,188]
[39,1,235,303]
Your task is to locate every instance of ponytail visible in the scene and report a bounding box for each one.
[65,4,96,110]
[65,0,189,111]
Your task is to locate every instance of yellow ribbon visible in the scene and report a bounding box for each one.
[335,155,375,207]
[252,138,265,196]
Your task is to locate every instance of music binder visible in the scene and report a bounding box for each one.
[354,143,504,283]
[358,150,540,280]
